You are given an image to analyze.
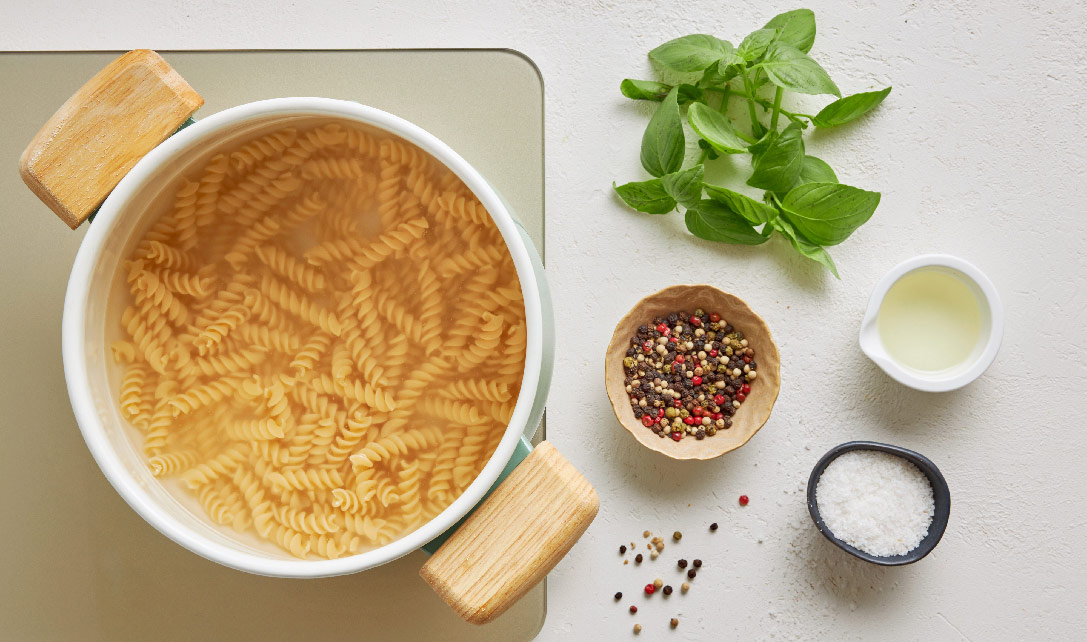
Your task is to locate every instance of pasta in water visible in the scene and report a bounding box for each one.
[111,120,526,559]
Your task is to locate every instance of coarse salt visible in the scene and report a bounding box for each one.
[815,450,934,557]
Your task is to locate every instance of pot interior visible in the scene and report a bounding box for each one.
[75,106,545,571]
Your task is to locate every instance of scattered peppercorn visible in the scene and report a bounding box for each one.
[643,530,650,538]
[620,545,627,554]
[687,569,697,579]
[670,617,679,629]
[650,550,660,560]
[739,494,749,506]
[677,559,688,569]
[615,592,623,600]
[681,582,690,593]
[662,585,673,596]
[653,578,663,590]
[635,554,643,564]
[693,559,702,568]
[622,310,758,441]
[633,624,642,634]
[672,530,682,541]
[629,605,638,614]
[644,584,655,595]
[710,522,718,531]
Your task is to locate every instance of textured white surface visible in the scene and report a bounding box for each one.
[5,0,1087,640]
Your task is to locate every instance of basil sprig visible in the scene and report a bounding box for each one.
[613,8,890,277]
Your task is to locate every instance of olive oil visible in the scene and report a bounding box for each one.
[877,269,983,372]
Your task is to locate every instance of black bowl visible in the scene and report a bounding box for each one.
[806,441,951,566]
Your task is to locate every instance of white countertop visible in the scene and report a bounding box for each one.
[5,1,1086,640]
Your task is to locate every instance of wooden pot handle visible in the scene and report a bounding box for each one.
[18,49,203,229]
[419,440,598,625]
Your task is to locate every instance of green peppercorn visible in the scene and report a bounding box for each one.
[623,357,636,369]
[665,407,677,418]
[694,308,704,317]
[663,364,673,374]
[679,409,690,418]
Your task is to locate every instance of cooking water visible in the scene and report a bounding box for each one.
[877,269,983,372]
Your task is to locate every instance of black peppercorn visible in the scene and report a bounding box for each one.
[710,522,718,531]
[662,585,673,595]
[635,554,643,564]
[619,545,627,554]
[693,559,702,568]
[615,591,622,600]
[677,559,687,569]
[687,569,697,579]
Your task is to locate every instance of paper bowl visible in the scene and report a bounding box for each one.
[604,285,780,460]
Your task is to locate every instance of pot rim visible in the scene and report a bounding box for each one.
[62,97,544,577]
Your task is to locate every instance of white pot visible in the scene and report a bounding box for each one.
[62,96,557,576]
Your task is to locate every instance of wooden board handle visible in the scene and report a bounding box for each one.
[419,441,598,625]
[18,50,203,229]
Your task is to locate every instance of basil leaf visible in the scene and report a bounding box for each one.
[759,42,840,97]
[797,155,838,185]
[685,200,769,245]
[661,165,705,208]
[613,178,677,214]
[764,9,817,53]
[747,122,804,192]
[772,218,839,278]
[697,139,720,161]
[812,87,892,127]
[620,79,672,101]
[621,80,705,104]
[747,129,777,159]
[738,28,778,62]
[703,184,779,224]
[774,155,838,197]
[639,88,685,178]
[780,182,880,245]
[676,84,705,105]
[649,34,733,72]
[687,102,748,154]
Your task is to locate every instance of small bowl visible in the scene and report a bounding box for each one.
[859,254,1003,392]
[806,441,951,566]
[605,285,781,460]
